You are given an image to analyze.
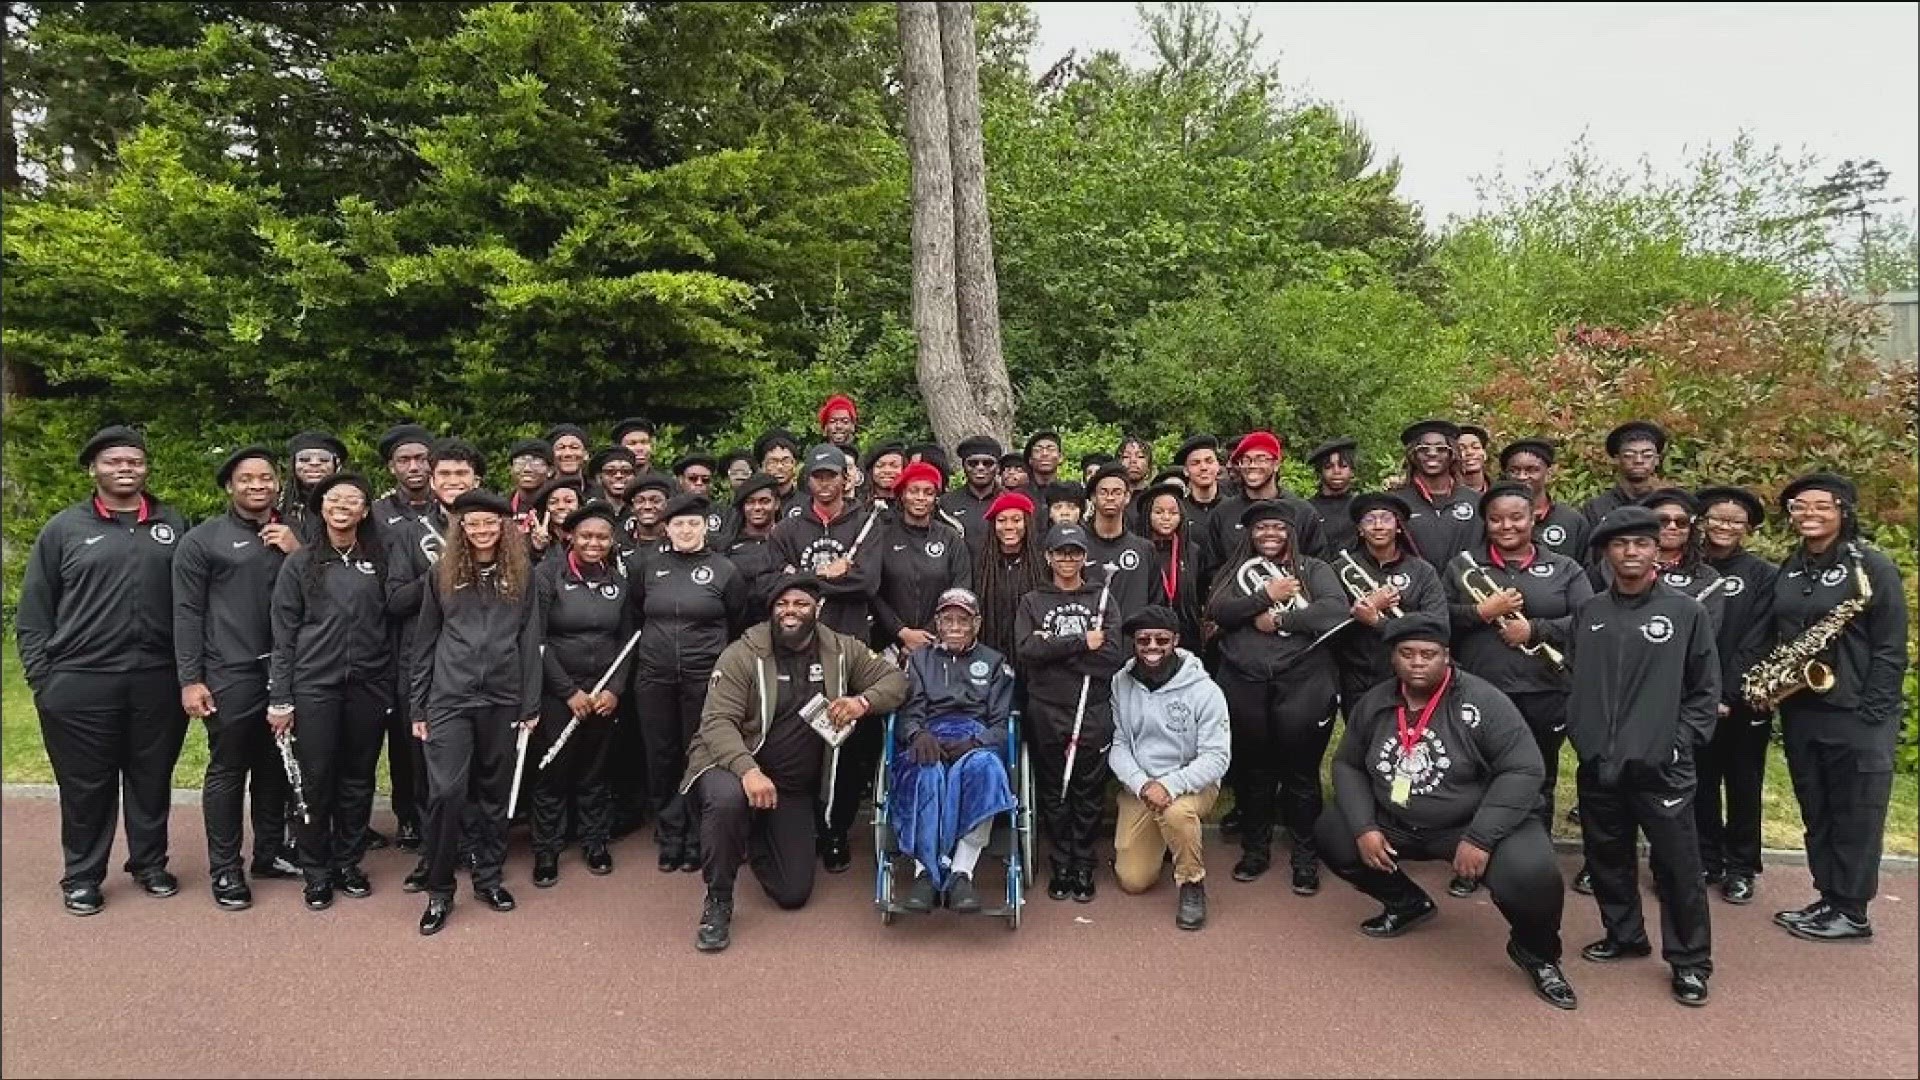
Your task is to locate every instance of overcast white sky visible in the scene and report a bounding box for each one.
[1028,2,1920,228]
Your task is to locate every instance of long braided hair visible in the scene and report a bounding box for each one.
[974,509,1046,658]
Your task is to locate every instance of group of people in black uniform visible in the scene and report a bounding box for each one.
[17,392,1908,1011]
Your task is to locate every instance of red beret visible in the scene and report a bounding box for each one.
[818,394,858,426]
[893,460,946,497]
[985,491,1036,521]
[1232,431,1283,462]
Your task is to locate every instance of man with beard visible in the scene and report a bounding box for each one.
[1386,420,1480,566]
[1317,613,1577,1011]
[277,431,347,543]
[174,446,301,909]
[1175,435,1227,547]
[1083,464,1156,625]
[613,417,656,474]
[544,424,591,486]
[942,435,1005,559]
[1108,606,1231,930]
[755,429,809,521]
[505,439,553,532]
[1581,421,1669,528]
[386,438,483,889]
[1563,506,1718,1007]
[1497,439,1590,562]
[1307,438,1361,559]
[819,394,859,452]
[770,445,882,872]
[872,461,973,661]
[1692,485,1777,906]
[590,447,638,511]
[19,426,194,915]
[1203,432,1326,569]
[682,576,908,952]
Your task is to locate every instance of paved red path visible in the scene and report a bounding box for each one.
[2,794,1914,1078]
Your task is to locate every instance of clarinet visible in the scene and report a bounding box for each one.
[276,731,311,825]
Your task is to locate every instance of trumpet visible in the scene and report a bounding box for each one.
[1458,552,1565,672]
[1337,550,1403,618]
[1236,555,1307,635]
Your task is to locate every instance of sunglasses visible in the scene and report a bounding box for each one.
[965,456,998,468]
[1133,632,1176,647]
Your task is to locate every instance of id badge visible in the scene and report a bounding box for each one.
[1390,776,1412,807]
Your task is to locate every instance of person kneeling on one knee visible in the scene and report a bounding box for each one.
[1108,606,1231,930]
[1317,612,1579,1011]
[893,588,1018,915]
[680,575,908,953]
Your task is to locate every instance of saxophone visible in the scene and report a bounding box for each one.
[1741,544,1873,710]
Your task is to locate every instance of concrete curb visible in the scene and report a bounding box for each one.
[5,782,1914,870]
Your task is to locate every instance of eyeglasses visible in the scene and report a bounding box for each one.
[294,451,338,467]
[1654,513,1692,528]
[683,472,712,484]
[511,455,549,470]
[1237,454,1276,467]
[1701,515,1748,530]
[1618,449,1660,462]
[1358,511,1399,526]
[1133,632,1176,647]
[600,465,635,478]
[1412,443,1452,457]
[1786,499,1840,516]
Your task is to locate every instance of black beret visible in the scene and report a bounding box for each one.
[1121,605,1181,637]
[907,443,950,474]
[287,430,348,461]
[588,446,637,476]
[215,444,276,488]
[1604,421,1668,457]
[1477,481,1536,520]
[430,438,487,476]
[1349,491,1413,524]
[1637,487,1698,515]
[1023,431,1062,459]
[754,428,801,461]
[1590,505,1662,548]
[306,472,374,515]
[1695,485,1765,528]
[378,424,435,462]
[731,472,783,507]
[543,423,589,447]
[1456,424,1492,446]
[1240,500,1292,529]
[1778,472,1857,510]
[629,472,675,498]
[998,452,1026,470]
[1135,481,1187,518]
[1399,419,1460,447]
[611,417,655,441]
[767,573,824,612]
[1498,438,1556,469]
[450,489,512,517]
[1306,437,1357,468]
[562,500,620,533]
[862,442,907,472]
[957,435,1004,461]
[661,492,711,523]
[507,438,554,466]
[672,453,716,476]
[1049,481,1088,507]
[533,476,585,510]
[1175,434,1221,466]
[1088,462,1131,493]
[1380,611,1450,649]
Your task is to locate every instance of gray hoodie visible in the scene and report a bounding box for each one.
[1108,649,1231,799]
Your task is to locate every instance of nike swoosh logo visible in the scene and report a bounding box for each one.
[1551,724,1567,733]
[1316,717,1332,729]
[386,515,406,525]
[654,569,670,577]
[84,535,105,545]
[1786,570,1804,578]
[1588,623,1605,631]
[454,582,471,590]
[563,582,580,591]
[1660,797,1684,808]
[892,544,906,551]
[232,540,251,548]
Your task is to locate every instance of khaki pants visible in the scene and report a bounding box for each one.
[1113,784,1218,893]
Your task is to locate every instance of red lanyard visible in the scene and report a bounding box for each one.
[1395,666,1454,759]
[1488,543,1535,571]
[1158,534,1180,601]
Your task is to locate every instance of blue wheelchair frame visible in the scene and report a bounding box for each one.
[871,710,1033,929]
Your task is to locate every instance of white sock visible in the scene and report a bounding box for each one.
[951,820,993,877]
[913,861,929,878]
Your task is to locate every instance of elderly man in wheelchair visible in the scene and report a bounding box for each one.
[888,588,1019,915]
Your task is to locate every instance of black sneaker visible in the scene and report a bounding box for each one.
[1231,849,1271,882]
[1447,875,1479,898]
[658,844,680,873]
[1701,867,1726,886]
[1671,968,1710,1007]
[252,851,301,880]
[419,896,451,936]
[695,893,734,953]
[1787,908,1873,943]
[585,844,614,876]
[1046,863,1073,901]
[1176,882,1207,931]
[302,880,334,911]
[63,884,104,917]
[402,860,431,894]
[474,885,516,912]
[821,834,852,874]
[395,821,423,852]
[1570,868,1594,896]
[947,873,982,914]
[334,865,372,899]
[901,873,937,913]
[1360,899,1437,938]
[533,852,560,888]
[1774,899,1831,928]
[212,872,252,911]
[1507,941,1578,1011]
[1071,864,1097,903]
[1721,874,1756,905]
[135,868,180,898]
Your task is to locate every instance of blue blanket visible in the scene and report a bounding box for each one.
[890,715,1016,890]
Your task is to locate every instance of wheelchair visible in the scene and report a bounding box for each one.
[871,711,1033,929]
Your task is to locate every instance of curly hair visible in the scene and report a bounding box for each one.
[437,510,532,599]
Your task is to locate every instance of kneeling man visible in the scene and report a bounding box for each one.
[893,588,1018,914]
[1315,613,1578,1010]
[1108,606,1231,930]
[681,575,908,952]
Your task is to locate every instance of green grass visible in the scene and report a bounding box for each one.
[2,637,1913,854]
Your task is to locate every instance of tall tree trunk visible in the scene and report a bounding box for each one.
[898,1,976,454]
[938,1,1013,446]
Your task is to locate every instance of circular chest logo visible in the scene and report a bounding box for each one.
[353,559,376,575]
[151,523,175,545]
[968,660,990,679]
[1164,699,1194,731]
[1460,702,1482,729]
[1374,729,1454,797]
[784,504,804,519]
[1721,575,1746,597]
[1118,548,1141,571]
[1541,524,1567,546]
[806,662,824,685]
[926,541,946,559]
[1820,566,1848,588]
[599,582,620,600]
[691,565,714,586]
[1450,503,1475,521]
[707,514,723,533]
[1041,603,1096,639]
[1641,614,1674,644]
[1388,572,1411,590]
[1663,572,1693,589]
[1528,563,1556,578]
[420,531,443,564]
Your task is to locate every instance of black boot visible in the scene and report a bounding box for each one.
[1288,833,1320,896]
[696,892,733,953]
